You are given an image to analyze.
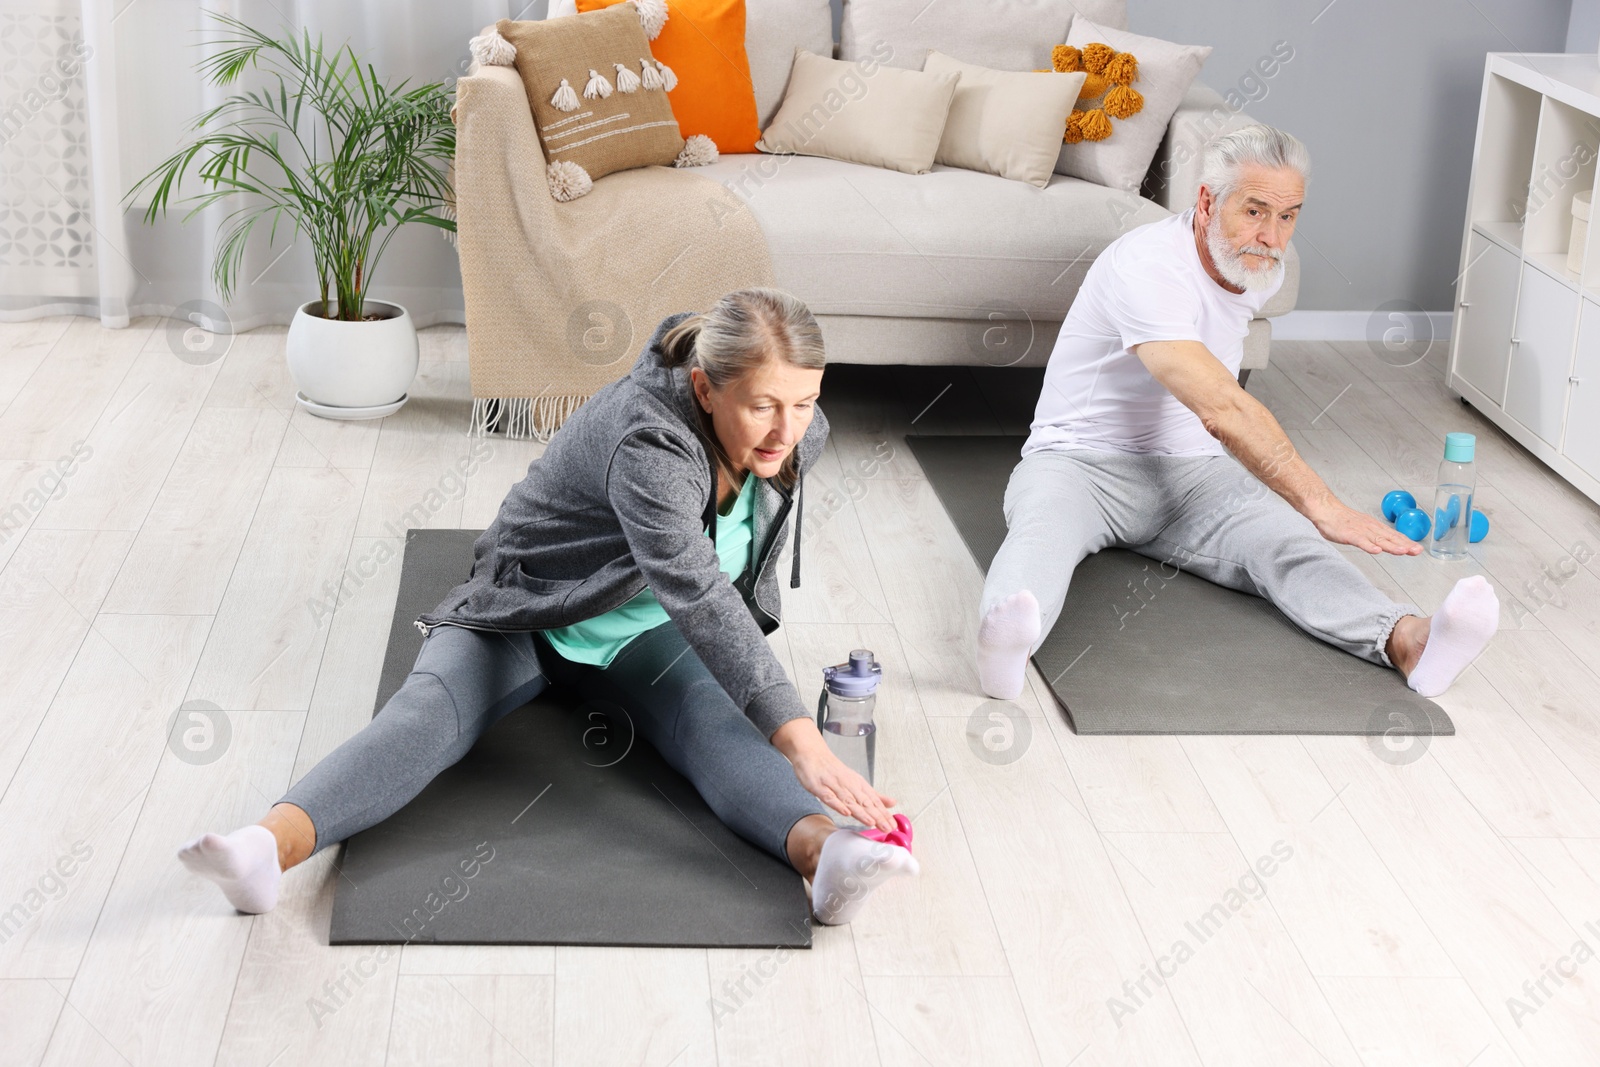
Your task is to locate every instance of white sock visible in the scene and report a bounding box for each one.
[1406,575,1500,697]
[977,589,1040,700]
[810,829,919,926]
[177,825,282,914]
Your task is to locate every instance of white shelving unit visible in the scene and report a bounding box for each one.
[1450,52,1600,504]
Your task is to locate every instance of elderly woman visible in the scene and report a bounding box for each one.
[180,287,918,925]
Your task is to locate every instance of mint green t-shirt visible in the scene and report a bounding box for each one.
[538,473,758,668]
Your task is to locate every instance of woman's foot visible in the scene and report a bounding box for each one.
[810,817,919,926]
[177,803,313,914]
[977,590,1040,700]
[177,825,282,914]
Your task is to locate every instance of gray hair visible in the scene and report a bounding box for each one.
[1198,123,1310,206]
[659,287,825,490]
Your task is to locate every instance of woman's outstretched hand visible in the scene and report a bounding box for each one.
[771,718,898,832]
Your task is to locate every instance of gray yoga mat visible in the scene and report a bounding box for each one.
[328,528,812,948]
[905,435,1451,736]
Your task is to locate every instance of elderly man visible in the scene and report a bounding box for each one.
[976,124,1498,702]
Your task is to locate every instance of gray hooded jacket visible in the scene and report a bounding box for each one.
[415,310,821,739]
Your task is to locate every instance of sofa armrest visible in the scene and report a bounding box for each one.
[450,63,551,207]
[1141,79,1255,213]
[450,63,565,400]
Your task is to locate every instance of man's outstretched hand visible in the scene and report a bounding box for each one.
[1312,501,1424,556]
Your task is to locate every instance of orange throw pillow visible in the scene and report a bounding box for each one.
[576,0,762,153]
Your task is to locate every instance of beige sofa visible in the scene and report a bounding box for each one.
[467,0,1298,373]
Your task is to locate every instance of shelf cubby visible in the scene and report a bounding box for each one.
[1466,72,1542,236]
[1524,95,1600,260]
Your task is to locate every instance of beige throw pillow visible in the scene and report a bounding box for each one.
[498,5,684,195]
[924,51,1085,188]
[756,49,960,175]
[1055,19,1212,191]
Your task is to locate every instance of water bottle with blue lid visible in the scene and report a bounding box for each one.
[1428,433,1476,561]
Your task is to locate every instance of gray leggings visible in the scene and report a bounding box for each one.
[279,619,831,867]
[980,448,1421,666]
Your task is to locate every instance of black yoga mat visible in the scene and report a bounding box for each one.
[905,435,1451,737]
[327,528,812,948]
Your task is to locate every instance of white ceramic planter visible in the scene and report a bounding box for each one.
[285,299,419,418]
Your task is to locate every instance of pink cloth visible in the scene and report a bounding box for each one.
[859,813,913,854]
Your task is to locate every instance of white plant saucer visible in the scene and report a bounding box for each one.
[294,390,408,420]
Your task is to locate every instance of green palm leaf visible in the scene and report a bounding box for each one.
[125,8,457,321]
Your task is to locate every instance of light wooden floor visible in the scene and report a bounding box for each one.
[1,316,1598,1067]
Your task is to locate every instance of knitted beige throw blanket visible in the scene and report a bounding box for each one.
[450,65,775,442]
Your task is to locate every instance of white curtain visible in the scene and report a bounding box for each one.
[1,0,547,329]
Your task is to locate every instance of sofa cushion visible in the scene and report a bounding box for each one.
[755,50,960,175]
[925,51,1085,188]
[550,0,834,131]
[498,9,684,187]
[696,153,1169,320]
[746,1,834,129]
[838,0,1127,72]
[1055,19,1212,192]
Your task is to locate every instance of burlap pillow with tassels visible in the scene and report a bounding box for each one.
[469,0,720,201]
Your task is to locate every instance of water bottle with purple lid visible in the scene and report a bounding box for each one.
[818,649,881,797]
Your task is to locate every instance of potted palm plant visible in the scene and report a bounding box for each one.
[127,11,457,418]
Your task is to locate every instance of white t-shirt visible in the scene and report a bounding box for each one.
[1022,206,1283,458]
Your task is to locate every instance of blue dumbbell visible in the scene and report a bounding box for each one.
[1433,494,1464,539]
[1395,507,1430,542]
[1469,509,1489,544]
[1381,490,1416,522]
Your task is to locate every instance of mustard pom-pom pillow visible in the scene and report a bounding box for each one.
[1046,39,1143,147]
[1055,20,1211,192]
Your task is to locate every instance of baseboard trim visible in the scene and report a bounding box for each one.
[1270,310,1453,342]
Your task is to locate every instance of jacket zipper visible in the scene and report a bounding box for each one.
[745,488,795,623]
[751,492,793,584]
[414,617,535,638]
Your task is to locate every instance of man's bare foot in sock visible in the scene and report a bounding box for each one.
[1386,576,1499,697]
[977,590,1040,700]
[177,802,315,914]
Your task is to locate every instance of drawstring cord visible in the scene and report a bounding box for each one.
[790,472,803,588]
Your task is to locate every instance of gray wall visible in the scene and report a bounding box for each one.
[1567,0,1600,50]
[1127,0,1569,312]
[826,0,1570,312]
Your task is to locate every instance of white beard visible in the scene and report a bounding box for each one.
[1205,212,1283,293]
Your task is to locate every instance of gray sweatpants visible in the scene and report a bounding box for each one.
[279,619,831,866]
[979,448,1420,666]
